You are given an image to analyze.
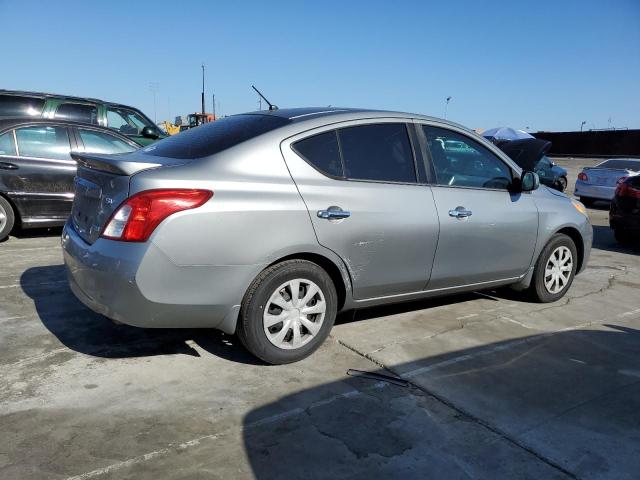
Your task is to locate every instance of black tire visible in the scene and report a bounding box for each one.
[556,176,568,192]
[529,233,578,303]
[0,196,15,242]
[580,196,593,207]
[613,228,634,245]
[236,259,338,364]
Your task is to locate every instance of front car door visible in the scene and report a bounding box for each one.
[281,120,440,300]
[416,123,539,290]
[74,127,139,154]
[10,124,77,224]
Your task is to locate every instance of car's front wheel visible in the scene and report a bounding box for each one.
[556,176,567,192]
[0,196,15,242]
[237,259,337,364]
[529,233,578,303]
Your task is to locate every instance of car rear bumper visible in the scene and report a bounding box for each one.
[62,221,258,333]
[574,181,615,201]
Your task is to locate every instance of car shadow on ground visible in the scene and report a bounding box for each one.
[592,225,640,255]
[241,325,640,479]
[20,264,264,365]
[11,226,64,239]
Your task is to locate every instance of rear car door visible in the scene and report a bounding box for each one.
[281,120,440,299]
[417,123,539,290]
[12,125,77,221]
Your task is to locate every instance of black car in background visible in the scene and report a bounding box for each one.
[0,118,141,241]
[610,175,640,244]
[0,90,165,146]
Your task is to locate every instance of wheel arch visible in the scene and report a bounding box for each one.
[555,226,585,273]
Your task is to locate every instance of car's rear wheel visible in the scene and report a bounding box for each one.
[556,176,567,192]
[529,233,578,303]
[0,196,15,242]
[237,259,337,364]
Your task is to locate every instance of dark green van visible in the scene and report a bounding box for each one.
[0,90,165,146]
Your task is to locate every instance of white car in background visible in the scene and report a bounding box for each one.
[575,158,640,205]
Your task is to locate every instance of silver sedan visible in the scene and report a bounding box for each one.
[575,158,640,205]
[62,108,592,364]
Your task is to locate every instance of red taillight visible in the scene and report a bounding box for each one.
[102,189,213,242]
[616,181,640,199]
[577,172,588,181]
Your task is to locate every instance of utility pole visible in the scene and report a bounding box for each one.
[580,120,586,132]
[212,94,216,120]
[201,64,205,115]
[149,82,159,123]
[444,96,452,120]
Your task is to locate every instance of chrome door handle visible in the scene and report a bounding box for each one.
[317,208,351,220]
[448,207,473,218]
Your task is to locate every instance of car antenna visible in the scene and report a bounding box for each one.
[252,85,278,111]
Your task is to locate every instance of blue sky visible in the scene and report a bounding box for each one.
[2,0,639,131]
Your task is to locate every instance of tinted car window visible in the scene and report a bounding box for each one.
[0,95,45,117]
[54,103,98,124]
[107,107,156,135]
[143,114,291,159]
[598,159,640,171]
[0,131,16,156]
[15,126,71,160]
[422,125,512,189]
[79,129,137,154]
[293,131,343,177]
[338,123,416,183]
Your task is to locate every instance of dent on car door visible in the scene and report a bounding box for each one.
[12,125,76,222]
[418,124,539,290]
[282,121,440,299]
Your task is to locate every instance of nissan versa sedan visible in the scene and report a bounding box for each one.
[62,108,593,364]
[575,158,640,205]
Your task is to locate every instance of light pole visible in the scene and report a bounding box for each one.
[580,120,586,132]
[444,96,452,120]
[201,64,206,116]
[149,82,159,123]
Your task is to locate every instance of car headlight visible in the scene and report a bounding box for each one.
[572,199,587,216]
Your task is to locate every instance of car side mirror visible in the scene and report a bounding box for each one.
[141,126,159,139]
[521,170,540,192]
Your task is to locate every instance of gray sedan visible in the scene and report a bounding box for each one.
[62,108,592,364]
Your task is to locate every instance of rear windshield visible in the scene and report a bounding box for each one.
[142,114,291,159]
[597,159,640,171]
[0,94,45,117]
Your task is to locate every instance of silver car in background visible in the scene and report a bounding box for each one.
[62,108,592,364]
[575,158,640,205]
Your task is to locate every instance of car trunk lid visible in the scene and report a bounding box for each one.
[69,152,188,244]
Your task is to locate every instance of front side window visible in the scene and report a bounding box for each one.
[292,131,343,177]
[338,123,416,183]
[78,129,137,155]
[0,131,17,156]
[54,103,98,124]
[15,126,71,160]
[0,95,45,117]
[422,125,512,189]
[107,107,154,136]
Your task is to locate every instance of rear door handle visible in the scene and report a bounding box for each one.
[317,207,351,220]
[449,207,473,218]
[0,162,18,170]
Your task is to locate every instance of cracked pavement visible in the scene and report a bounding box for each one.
[1,158,639,479]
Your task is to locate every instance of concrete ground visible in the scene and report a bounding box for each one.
[1,158,639,480]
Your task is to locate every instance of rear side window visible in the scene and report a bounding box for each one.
[143,114,291,159]
[0,131,16,156]
[15,126,71,160]
[338,123,416,183]
[79,129,137,154]
[54,103,98,124]
[0,95,45,117]
[293,131,343,177]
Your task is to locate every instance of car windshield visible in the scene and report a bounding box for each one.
[597,159,640,171]
[107,107,155,136]
[142,114,291,159]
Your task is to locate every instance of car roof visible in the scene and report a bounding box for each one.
[0,117,143,145]
[0,89,144,111]
[237,106,471,131]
